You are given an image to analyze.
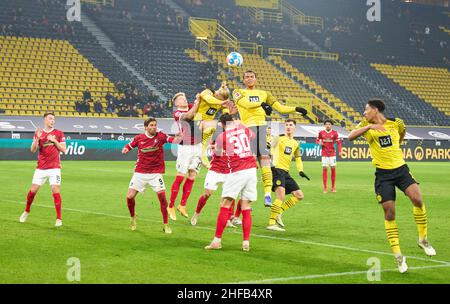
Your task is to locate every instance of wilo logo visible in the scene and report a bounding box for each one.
[66,0,81,22]
[63,141,86,155]
[366,0,381,22]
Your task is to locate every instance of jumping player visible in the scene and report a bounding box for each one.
[19,113,67,227]
[316,120,342,193]
[122,117,179,234]
[232,70,308,207]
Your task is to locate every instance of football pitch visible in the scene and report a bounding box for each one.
[0,161,449,284]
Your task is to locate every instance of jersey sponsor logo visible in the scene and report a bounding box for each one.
[378,135,393,148]
[249,96,260,103]
[206,108,217,116]
[284,146,292,155]
[141,147,159,153]
[43,141,55,147]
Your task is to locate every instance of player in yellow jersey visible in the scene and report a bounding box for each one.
[197,82,231,168]
[348,99,436,274]
[232,70,308,207]
[267,119,309,232]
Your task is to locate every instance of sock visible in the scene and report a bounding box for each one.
[413,204,427,241]
[127,197,136,217]
[331,167,336,189]
[214,207,230,238]
[281,196,300,213]
[25,191,36,213]
[53,193,62,220]
[322,167,328,190]
[385,220,401,256]
[169,175,184,208]
[268,199,283,225]
[180,178,195,207]
[234,199,242,218]
[195,194,209,214]
[157,191,169,224]
[261,166,273,195]
[242,209,252,241]
[228,200,235,220]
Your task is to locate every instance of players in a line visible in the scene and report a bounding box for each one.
[122,117,179,233]
[19,113,66,227]
[205,114,257,251]
[316,120,342,193]
[267,119,309,232]
[232,70,308,207]
[348,99,436,273]
[168,93,202,220]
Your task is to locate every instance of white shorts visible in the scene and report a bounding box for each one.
[222,168,257,202]
[32,169,61,186]
[129,173,166,193]
[204,170,226,191]
[176,143,202,174]
[322,156,337,167]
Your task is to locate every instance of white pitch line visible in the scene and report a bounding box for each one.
[3,200,448,265]
[226,263,450,284]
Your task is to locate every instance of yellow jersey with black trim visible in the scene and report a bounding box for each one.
[232,89,276,127]
[198,88,227,121]
[271,135,302,172]
[266,133,273,150]
[357,118,406,169]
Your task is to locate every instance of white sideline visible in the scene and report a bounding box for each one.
[3,199,449,266]
[226,263,450,284]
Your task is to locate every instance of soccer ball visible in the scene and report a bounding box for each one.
[226,52,243,67]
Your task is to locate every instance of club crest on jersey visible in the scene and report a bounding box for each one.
[284,146,292,155]
[249,96,260,103]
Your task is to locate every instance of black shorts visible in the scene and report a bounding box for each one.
[272,167,300,194]
[249,126,269,158]
[374,164,418,204]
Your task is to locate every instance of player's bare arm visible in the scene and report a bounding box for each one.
[180,94,201,121]
[47,134,66,153]
[30,128,42,153]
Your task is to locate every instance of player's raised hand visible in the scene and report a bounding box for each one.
[299,171,310,181]
[122,147,129,154]
[34,128,42,140]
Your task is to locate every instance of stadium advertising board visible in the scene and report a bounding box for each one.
[1,139,448,162]
[235,0,279,9]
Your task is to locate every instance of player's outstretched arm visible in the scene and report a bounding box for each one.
[30,128,41,153]
[348,125,371,141]
[181,94,201,121]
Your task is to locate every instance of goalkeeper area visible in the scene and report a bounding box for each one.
[0,161,449,284]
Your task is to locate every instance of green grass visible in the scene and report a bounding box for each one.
[0,161,449,284]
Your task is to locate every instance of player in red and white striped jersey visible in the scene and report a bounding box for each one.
[19,113,67,227]
[204,114,257,252]
[122,117,179,234]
